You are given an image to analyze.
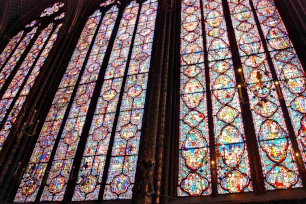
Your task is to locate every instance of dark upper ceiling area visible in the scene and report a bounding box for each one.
[2,0,50,26]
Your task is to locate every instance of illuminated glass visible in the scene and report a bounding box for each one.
[203,0,252,194]
[228,0,302,190]
[16,0,159,201]
[40,2,64,17]
[252,0,306,170]
[0,3,64,152]
[71,2,137,200]
[40,7,119,201]
[0,31,24,68]
[14,5,100,203]
[104,0,158,199]
[0,29,37,90]
[178,0,211,196]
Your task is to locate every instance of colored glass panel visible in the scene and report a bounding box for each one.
[103,0,158,200]
[178,0,211,196]
[14,10,98,202]
[203,0,252,194]
[40,2,65,17]
[39,8,119,201]
[252,0,306,168]
[228,0,302,190]
[0,28,37,90]
[69,6,120,201]
[71,2,138,200]
[0,31,24,68]
[0,24,61,150]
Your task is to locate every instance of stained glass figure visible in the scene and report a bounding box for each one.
[228,0,302,190]
[0,2,64,152]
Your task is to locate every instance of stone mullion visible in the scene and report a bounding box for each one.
[159,0,175,203]
[249,0,306,187]
[150,0,173,203]
[170,0,181,199]
[221,0,265,193]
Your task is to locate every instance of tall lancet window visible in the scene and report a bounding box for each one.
[178,0,306,197]
[228,0,303,190]
[251,0,306,187]
[15,0,158,202]
[0,2,64,152]
[179,0,252,196]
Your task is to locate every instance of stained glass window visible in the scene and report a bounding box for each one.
[179,0,306,197]
[228,0,302,190]
[203,0,252,194]
[15,0,158,202]
[0,2,64,152]
[252,0,306,171]
[179,0,211,196]
[179,0,252,196]
[103,0,158,199]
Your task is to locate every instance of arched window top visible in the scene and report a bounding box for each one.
[40,2,65,17]
[0,1,66,156]
[100,0,121,7]
[17,1,65,35]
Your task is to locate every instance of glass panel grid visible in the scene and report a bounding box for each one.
[228,0,302,190]
[14,10,98,202]
[103,0,158,200]
[178,0,211,196]
[252,0,306,170]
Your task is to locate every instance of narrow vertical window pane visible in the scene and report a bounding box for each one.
[103,0,158,200]
[203,0,252,194]
[14,10,97,202]
[0,31,24,68]
[178,0,211,196]
[0,2,64,153]
[228,0,302,190]
[252,0,306,168]
[0,28,37,90]
[70,6,120,201]
[39,9,112,200]
[0,23,61,150]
